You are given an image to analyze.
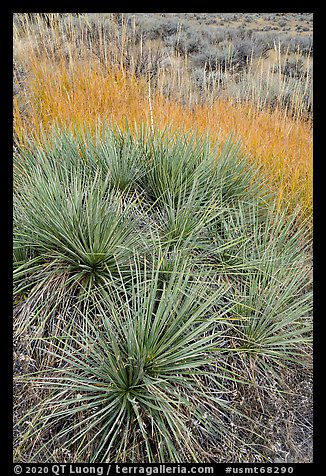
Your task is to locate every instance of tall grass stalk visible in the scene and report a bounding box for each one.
[13,13,312,220]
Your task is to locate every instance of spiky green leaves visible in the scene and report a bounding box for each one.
[14,158,148,336]
[17,258,236,463]
[13,123,312,463]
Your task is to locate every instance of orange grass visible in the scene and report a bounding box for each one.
[14,57,312,218]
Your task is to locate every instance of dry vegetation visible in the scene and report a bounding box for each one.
[13,13,312,219]
[13,13,313,464]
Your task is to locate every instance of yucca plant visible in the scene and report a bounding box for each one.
[139,128,217,207]
[228,264,312,369]
[155,183,219,247]
[90,123,146,192]
[14,126,92,191]
[15,255,257,463]
[205,200,310,280]
[13,123,312,463]
[211,203,313,370]
[211,135,271,206]
[13,156,149,336]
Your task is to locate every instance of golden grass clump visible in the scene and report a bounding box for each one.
[14,53,312,218]
[13,13,312,219]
